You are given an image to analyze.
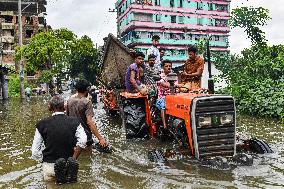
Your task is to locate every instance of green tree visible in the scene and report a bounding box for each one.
[69,35,99,84]
[15,28,100,93]
[230,7,271,45]
[15,28,76,93]
[215,45,284,119]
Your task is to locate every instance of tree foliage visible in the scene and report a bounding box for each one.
[215,7,283,119]
[230,7,271,46]
[15,28,99,86]
[215,45,284,119]
[69,35,99,83]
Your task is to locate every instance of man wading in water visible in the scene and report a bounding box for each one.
[66,79,107,148]
[31,95,87,184]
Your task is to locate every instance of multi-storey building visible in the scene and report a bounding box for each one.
[0,0,47,67]
[115,0,230,65]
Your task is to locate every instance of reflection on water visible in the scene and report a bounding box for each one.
[0,97,283,189]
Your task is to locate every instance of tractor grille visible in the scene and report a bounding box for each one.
[193,97,236,159]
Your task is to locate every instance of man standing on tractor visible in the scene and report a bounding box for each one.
[181,45,204,90]
[125,51,146,93]
[144,54,160,86]
[147,35,161,70]
[156,60,182,129]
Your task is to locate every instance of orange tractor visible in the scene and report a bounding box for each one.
[99,34,273,163]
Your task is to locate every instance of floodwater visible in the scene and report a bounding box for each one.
[0,97,283,189]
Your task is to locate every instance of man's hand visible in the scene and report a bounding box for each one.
[99,137,107,147]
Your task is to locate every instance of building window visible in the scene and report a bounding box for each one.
[178,16,184,24]
[209,19,215,26]
[134,13,153,22]
[171,15,176,23]
[156,14,161,22]
[170,0,175,8]
[208,3,214,11]
[179,0,183,8]
[216,4,228,12]
[197,2,203,10]
[154,0,161,6]
[215,36,220,41]
[197,17,203,25]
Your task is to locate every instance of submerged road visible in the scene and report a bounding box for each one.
[0,97,283,188]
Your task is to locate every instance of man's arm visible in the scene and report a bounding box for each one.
[130,70,139,92]
[86,115,107,147]
[31,129,43,162]
[182,68,203,78]
[182,58,204,78]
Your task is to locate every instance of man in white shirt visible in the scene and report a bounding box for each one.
[31,95,87,184]
[147,35,161,70]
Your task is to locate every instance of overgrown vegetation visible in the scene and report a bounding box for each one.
[215,7,284,119]
[215,45,284,118]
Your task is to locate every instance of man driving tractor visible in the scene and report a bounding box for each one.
[181,45,204,90]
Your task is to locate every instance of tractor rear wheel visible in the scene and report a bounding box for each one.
[121,98,148,139]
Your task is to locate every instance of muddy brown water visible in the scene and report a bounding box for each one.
[0,97,283,189]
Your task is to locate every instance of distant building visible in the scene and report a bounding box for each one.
[115,0,230,65]
[0,0,47,68]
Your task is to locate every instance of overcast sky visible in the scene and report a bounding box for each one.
[46,0,284,54]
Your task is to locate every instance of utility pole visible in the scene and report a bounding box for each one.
[18,0,25,99]
[0,27,4,99]
[206,36,214,94]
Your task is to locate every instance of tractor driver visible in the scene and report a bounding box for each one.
[156,60,182,129]
[181,45,204,90]
[125,51,145,93]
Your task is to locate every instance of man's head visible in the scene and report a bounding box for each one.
[75,79,91,94]
[187,45,198,60]
[147,54,156,67]
[135,51,145,66]
[159,48,166,57]
[48,95,65,112]
[152,35,160,47]
[161,60,172,74]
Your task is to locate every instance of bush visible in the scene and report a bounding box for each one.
[215,45,284,119]
[8,74,30,98]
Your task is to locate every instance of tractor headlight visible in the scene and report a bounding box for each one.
[198,116,211,127]
[220,114,234,125]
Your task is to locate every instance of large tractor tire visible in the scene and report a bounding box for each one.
[248,139,273,154]
[121,98,148,139]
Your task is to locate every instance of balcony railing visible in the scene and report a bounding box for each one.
[0,22,14,30]
[1,36,15,44]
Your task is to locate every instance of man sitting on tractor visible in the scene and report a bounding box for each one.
[156,60,182,129]
[125,51,146,93]
[144,54,161,97]
[181,45,204,90]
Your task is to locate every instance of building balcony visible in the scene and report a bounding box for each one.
[1,36,15,44]
[120,21,230,36]
[3,50,15,55]
[0,22,15,30]
[124,37,229,48]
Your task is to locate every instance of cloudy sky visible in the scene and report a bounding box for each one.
[46,0,283,54]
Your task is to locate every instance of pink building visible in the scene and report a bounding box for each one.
[115,0,230,64]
